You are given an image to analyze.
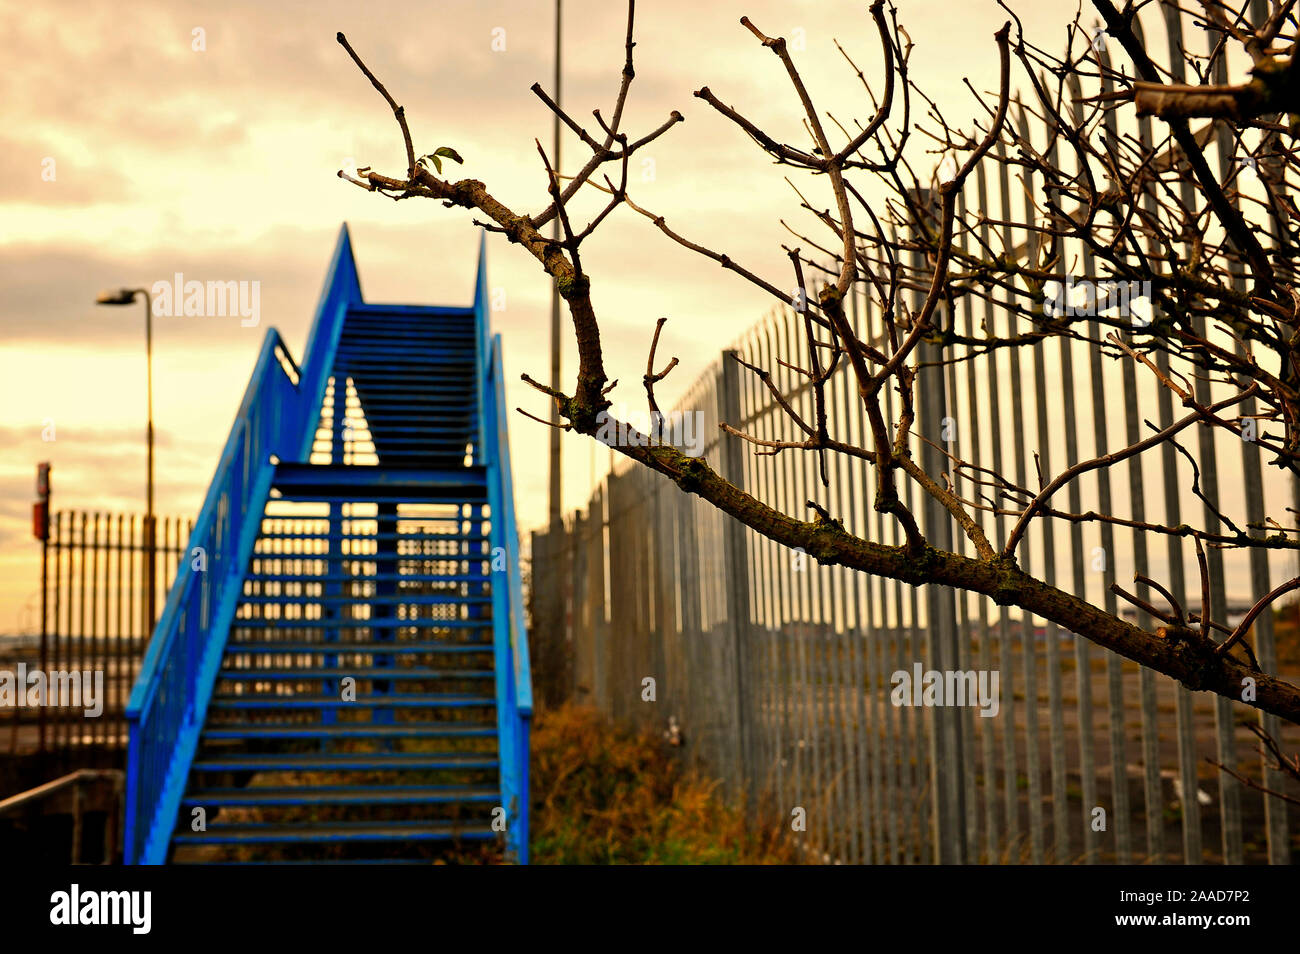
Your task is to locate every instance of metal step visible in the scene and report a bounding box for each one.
[237,594,490,606]
[215,667,494,680]
[190,751,498,772]
[200,722,498,741]
[243,573,492,584]
[208,693,495,709]
[180,784,500,807]
[172,819,498,845]
[253,530,489,541]
[229,619,491,631]
[222,640,492,655]
[271,463,486,502]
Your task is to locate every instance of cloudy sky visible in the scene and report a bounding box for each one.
[0,0,1175,631]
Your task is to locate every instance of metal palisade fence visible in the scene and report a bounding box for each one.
[530,5,1300,865]
[1,511,191,761]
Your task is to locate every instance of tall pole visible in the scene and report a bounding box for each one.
[36,462,51,754]
[547,0,563,529]
[144,292,156,634]
[95,286,158,637]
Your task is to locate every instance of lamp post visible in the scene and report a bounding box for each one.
[95,287,156,634]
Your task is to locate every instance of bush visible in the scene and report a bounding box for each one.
[528,704,801,865]
[1274,600,1300,666]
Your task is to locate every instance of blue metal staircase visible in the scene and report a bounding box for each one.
[123,225,532,864]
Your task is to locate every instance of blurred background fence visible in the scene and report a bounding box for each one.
[1,510,190,766]
[530,0,1300,865]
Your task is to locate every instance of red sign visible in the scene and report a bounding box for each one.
[33,500,48,541]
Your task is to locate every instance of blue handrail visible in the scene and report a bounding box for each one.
[483,335,533,863]
[123,328,304,864]
[124,226,358,865]
[474,233,532,863]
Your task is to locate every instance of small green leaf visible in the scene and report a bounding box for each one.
[417,147,463,176]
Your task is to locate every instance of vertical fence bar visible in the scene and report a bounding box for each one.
[912,191,964,863]
[994,146,1045,865]
[956,189,1001,862]
[974,161,1020,856]
[848,285,879,864]
[1189,18,1244,866]
[719,351,756,807]
[1245,0,1293,869]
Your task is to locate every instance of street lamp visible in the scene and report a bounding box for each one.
[95,287,156,634]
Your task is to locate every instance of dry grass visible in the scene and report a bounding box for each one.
[1273,601,1300,667]
[523,704,801,865]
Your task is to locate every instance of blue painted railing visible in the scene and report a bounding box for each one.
[124,227,358,865]
[483,334,533,863]
[473,235,533,863]
[123,328,304,864]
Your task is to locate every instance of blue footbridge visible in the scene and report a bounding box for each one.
[122,226,532,864]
